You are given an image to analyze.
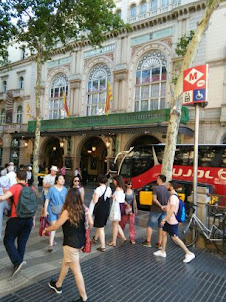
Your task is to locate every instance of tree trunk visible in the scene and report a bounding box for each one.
[161,0,220,181]
[32,50,42,191]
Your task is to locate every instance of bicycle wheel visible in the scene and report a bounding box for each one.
[178,220,198,247]
[213,228,226,254]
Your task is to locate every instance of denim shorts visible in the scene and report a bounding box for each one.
[163,222,178,237]
[147,212,167,229]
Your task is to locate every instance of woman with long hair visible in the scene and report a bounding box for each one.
[44,174,67,252]
[92,175,112,252]
[71,176,85,202]
[119,178,138,244]
[44,188,93,302]
[108,175,126,247]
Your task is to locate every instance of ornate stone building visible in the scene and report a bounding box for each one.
[0,0,225,179]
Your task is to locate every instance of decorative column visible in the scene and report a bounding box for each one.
[68,74,81,116]
[113,65,128,112]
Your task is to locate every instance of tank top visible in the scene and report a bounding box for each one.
[125,191,135,213]
[62,213,85,249]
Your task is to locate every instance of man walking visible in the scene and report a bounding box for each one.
[42,165,58,203]
[153,180,195,263]
[0,168,11,239]
[0,170,37,276]
[142,175,169,248]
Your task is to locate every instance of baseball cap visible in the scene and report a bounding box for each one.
[50,165,58,172]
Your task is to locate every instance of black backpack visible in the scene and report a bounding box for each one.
[15,184,38,218]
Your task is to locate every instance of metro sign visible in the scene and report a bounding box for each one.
[183,65,208,106]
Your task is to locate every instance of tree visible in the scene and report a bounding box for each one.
[0,0,125,189]
[161,0,221,181]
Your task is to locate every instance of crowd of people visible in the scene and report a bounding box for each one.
[0,163,195,302]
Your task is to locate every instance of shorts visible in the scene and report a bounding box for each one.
[63,245,80,263]
[163,222,178,237]
[147,212,167,229]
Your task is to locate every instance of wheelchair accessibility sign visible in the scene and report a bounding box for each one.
[183,65,208,106]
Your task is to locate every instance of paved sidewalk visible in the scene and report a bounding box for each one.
[0,186,225,302]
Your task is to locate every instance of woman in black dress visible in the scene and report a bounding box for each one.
[92,175,112,252]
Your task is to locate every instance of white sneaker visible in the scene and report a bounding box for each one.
[183,252,195,263]
[153,250,166,258]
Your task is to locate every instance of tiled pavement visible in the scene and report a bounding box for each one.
[0,186,226,302]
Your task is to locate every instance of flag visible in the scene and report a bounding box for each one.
[63,92,70,117]
[105,82,113,115]
[26,103,33,118]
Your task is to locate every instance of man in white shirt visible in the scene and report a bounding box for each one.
[153,180,195,263]
[7,164,17,187]
[42,166,58,203]
[0,168,11,239]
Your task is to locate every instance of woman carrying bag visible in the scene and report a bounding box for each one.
[108,175,126,247]
[119,178,138,244]
[43,188,93,302]
[92,175,112,252]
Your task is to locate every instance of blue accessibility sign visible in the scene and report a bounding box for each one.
[193,89,206,102]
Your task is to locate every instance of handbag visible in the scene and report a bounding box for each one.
[82,206,92,253]
[125,205,132,215]
[51,204,63,215]
[39,216,50,236]
[109,200,121,221]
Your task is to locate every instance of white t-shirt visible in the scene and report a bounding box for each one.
[166,194,179,225]
[27,171,32,180]
[43,174,56,195]
[113,189,125,204]
[94,185,112,200]
[7,171,17,187]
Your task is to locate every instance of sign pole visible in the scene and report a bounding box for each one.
[193,104,200,211]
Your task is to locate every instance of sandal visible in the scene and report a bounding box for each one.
[107,242,116,247]
[92,236,98,244]
[122,238,127,244]
[130,240,136,245]
[97,247,105,252]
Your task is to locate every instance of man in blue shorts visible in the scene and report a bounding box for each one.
[142,174,169,248]
[153,180,195,263]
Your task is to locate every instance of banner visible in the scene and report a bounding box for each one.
[105,82,113,115]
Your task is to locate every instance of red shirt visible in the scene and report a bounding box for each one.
[9,183,36,218]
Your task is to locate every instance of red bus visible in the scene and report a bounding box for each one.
[117,144,226,209]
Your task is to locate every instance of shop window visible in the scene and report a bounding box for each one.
[134,50,167,112]
[16,106,23,124]
[86,64,111,116]
[49,73,68,119]
[0,109,6,124]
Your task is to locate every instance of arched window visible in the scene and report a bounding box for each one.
[140,1,147,14]
[87,64,111,116]
[0,109,6,124]
[16,106,23,124]
[151,0,157,11]
[116,9,122,18]
[135,50,167,112]
[130,5,137,17]
[49,73,68,119]
[3,81,7,92]
[162,0,169,7]
[19,76,24,89]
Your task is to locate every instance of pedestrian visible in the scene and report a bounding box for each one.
[60,166,66,178]
[153,180,195,263]
[26,166,33,186]
[44,174,67,252]
[42,165,58,204]
[74,167,81,178]
[71,176,85,202]
[82,168,88,186]
[0,170,37,276]
[7,164,17,187]
[44,188,93,302]
[0,168,11,239]
[119,178,138,244]
[142,174,169,248]
[108,175,126,246]
[92,175,112,252]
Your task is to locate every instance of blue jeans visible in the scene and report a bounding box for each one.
[0,200,11,239]
[147,212,167,229]
[4,217,33,267]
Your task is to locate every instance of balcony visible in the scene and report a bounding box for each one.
[2,123,27,134]
[11,89,24,99]
[0,92,6,101]
[128,1,181,24]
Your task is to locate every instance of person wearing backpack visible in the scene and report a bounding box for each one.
[0,170,37,276]
[153,180,195,263]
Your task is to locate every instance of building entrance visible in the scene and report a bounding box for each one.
[80,137,107,182]
[129,135,160,147]
[40,138,64,170]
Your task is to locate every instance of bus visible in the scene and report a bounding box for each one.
[117,144,226,209]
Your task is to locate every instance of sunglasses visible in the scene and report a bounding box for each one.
[74,180,80,182]
[127,183,132,185]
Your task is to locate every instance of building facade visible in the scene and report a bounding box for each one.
[0,0,226,179]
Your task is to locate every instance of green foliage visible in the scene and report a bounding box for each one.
[175,30,195,57]
[0,0,125,64]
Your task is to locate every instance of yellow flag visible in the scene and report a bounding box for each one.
[105,82,113,116]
